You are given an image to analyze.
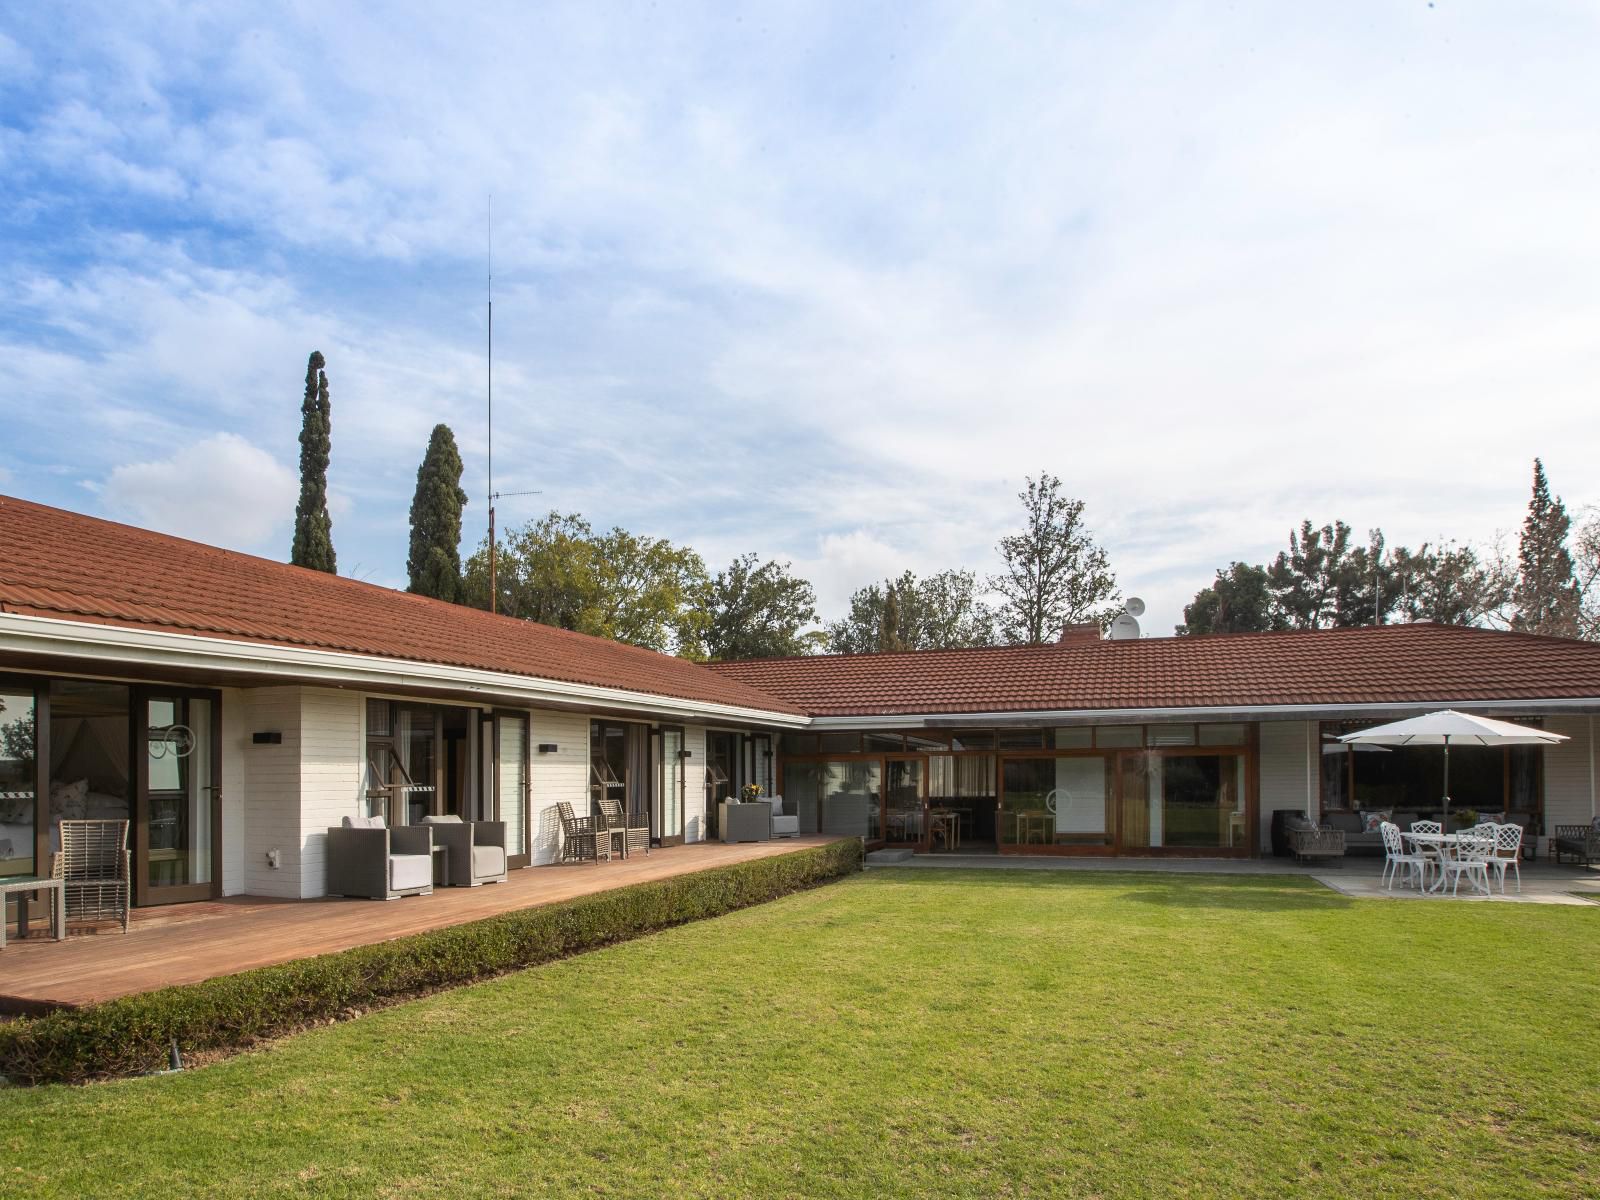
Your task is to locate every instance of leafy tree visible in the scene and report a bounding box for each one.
[990,473,1117,644]
[826,570,996,653]
[1571,512,1600,641]
[406,424,469,602]
[290,350,336,573]
[1512,458,1580,637]
[463,511,707,654]
[1389,541,1514,627]
[1264,521,1398,629]
[701,555,823,660]
[1177,563,1283,635]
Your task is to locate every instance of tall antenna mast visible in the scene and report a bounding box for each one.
[487,195,496,614]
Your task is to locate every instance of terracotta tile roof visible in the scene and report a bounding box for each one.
[0,495,804,716]
[708,624,1600,717]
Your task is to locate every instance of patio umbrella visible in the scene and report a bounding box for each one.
[1338,710,1566,829]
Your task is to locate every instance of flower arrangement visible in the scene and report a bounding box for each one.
[741,783,765,803]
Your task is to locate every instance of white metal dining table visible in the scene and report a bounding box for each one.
[1401,831,1489,896]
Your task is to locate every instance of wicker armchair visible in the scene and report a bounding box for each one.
[1284,814,1346,863]
[596,797,648,858]
[52,818,131,933]
[557,801,602,864]
[1552,823,1600,866]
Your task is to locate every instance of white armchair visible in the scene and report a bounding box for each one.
[769,794,799,839]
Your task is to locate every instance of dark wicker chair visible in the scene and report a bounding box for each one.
[1284,813,1346,863]
[595,797,645,858]
[1552,823,1600,866]
[557,801,601,864]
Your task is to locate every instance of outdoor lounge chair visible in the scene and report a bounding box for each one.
[421,815,508,886]
[53,818,130,933]
[597,796,648,857]
[1552,821,1600,866]
[768,794,799,839]
[557,801,602,863]
[1283,813,1344,863]
[326,815,433,900]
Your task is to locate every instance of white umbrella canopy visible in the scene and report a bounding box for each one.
[1339,710,1567,827]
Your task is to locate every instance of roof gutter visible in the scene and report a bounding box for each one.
[0,612,809,728]
[808,697,1600,728]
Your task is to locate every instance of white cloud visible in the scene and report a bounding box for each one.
[103,433,298,553]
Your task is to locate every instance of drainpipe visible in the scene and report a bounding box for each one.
[1590,716,1595,820]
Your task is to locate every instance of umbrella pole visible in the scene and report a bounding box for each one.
[1441,737,1450,830]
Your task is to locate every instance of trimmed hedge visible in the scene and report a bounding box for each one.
[0,838,862,1086]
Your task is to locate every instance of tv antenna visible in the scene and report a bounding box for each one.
[484,197,541,613]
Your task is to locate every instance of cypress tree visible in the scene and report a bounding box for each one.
[407,424,470,602]
[878,584,906,651]
[1513,458,1579,636]
[290,351,337,573]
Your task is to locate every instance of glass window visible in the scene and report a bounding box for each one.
[818,732,862,754]
[1094,725,1143,748]
[862,732,904,752]
[1156,754,1246,849]
[48,680,131,847]
[1000,755,1112,848]
[903,731,951,751]
[1198,723,1248,746]
[146,695,213,887]
[0,688,38,878]
[782,760,821,835]
[1146,724,1196,747]
[778,732,818,755]
[1051,727,1093,749]
[820,760,880,840]
[996,729,1045,749]
[950,731,994,752]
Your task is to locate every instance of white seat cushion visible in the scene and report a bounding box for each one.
[772,815,800,837]
[472,845,507,878]
[389,853,432,892]
[422,814,463,824]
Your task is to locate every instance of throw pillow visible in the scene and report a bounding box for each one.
[1360,810,1390,834]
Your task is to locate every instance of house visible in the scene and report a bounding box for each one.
[3,493,1599,915]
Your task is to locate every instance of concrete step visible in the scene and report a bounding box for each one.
[864,848,915,865]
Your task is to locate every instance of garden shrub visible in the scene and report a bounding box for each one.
[0,838,861,1085]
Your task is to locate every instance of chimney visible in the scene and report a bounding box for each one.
[1057,622,1101,646]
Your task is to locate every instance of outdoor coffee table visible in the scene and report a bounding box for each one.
[0,875,66,948]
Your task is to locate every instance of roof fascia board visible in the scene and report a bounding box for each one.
[0,612,807,728]
[807,698,1600,728]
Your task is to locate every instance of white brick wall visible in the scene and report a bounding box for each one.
[1258,719,1317,849]
[219,687,248,896]
[529,710,589,864]
[296,689,364,898]
[1543,715,1596,830]
[240,687,307,898]
[683,724,708,843]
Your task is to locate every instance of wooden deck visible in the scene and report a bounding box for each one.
[0,837,842,1013]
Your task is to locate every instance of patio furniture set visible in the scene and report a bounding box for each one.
[326,814,508,900]
[1379,819,1525,897]
[556,800,651,864]
[2,817,129,948]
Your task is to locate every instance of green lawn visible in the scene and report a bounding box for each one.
[2,868,1598,1198]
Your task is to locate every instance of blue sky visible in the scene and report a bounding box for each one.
[3,2,1598,637]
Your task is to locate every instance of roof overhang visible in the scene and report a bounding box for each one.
[807,698,1600,728]
[0,612,809,728]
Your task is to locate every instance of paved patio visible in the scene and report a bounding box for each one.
[880,851,1600,906]
[0,836,842,1013]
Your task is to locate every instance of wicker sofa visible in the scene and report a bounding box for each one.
[1283,813,1345,862]
[1552,820,1600,866]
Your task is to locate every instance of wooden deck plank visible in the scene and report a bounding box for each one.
[0,837,843,1012]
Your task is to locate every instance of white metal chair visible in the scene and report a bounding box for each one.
[1379,821,1428,891]
[1409,821,1442,835]
[1436,833,1492,897]
[1486,822,1524,894]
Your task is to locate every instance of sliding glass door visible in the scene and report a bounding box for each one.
[136,689,221,905]
[495,712,530,869]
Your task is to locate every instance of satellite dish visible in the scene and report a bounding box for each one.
[1109,613,1141,641]
[1124,596,1146,618]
